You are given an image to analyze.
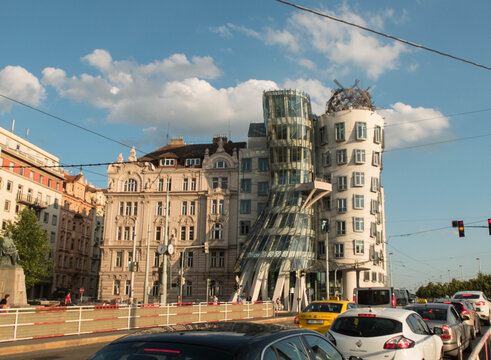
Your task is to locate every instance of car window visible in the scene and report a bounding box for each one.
[303,303,343,313]
[408,307,447,321]
[415,315,432,335]
[454,294,479,300]
[406,314,424,335]
[330,316,402,337]
[347,303,358,310]
[449,307,460,323]
[303,335,343,360]
[273,336,310,360]
[357,290,390,305]
[263,347,278,360]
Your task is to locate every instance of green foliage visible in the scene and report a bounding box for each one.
[5,208,53,289]
[416,273,491,300]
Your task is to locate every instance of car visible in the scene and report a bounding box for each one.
[88,321,355,360]
[435,298,481,339]
[353,287,410,308]
[294,298,358,334]
[326,307,443,360]
[405,302,471,360]
[453,291,491,326]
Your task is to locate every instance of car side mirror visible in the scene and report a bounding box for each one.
[432,327,443,336]
[462,313,470,320]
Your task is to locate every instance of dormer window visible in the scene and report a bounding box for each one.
[214,161,228,169]
[186,158,201,166]
[160,158,175,166]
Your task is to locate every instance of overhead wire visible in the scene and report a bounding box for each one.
[275,0,491,71]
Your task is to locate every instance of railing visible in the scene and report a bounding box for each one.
[0,301,272,342]
[468,327,491,360]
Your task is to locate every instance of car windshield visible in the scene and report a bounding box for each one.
[410,308,447,321]
[88,341,232,360]
[454,294,479,300]
[330,316,402,337]
[303,302,343,313]
[357,290,390,305]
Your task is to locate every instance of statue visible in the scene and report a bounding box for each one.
[0,232,19,267]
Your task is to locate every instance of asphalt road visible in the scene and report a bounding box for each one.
[2,324,489,360]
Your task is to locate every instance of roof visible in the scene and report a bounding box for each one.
[339,307,414,321]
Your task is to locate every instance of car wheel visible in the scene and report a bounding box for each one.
[453,339,463,360]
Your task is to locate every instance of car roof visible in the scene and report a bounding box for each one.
[336,307,413,321]
[111,322,321,352]
[407,302,452,310]
[310,300,353,304]
[454,291,484,295]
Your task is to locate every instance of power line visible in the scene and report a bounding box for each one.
[275,0,491,71]
[385,132,491,152]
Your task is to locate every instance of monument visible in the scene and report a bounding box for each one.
[0,232,27,307]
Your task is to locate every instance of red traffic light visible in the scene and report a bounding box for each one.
[488,219,491,235]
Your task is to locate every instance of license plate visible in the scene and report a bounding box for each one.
[307,319,323,324]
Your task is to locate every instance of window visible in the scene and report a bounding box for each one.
[353,172,365,187]
[241,158,251,172]
[214,160,228,168]
[113,280,120,295]
[353,195,364,209]
[183,178,188,191]
[322,151,331,166]
[335,122,345,141]
[334,243,344,258]
[321,218,329,232]
[276,147,287,163]
[370,222,377,238]
[125,201,131,216]
[374,125,382,143]
[6,181,12,192]
[212,199,218,214]
[210,252,217,268]
[319,125,328,144]
[39,175,43,184]
[43,212,49,223]
[372,151,380,166]
[336,149,347,164]
[240,200,251,214]
[156,226,161,241]
[337,176,348,191]
[160,158,175,166]
[240,221,250,235]
[221,177,228,189]
[337,198,347,213]
[158,178,164,191]
[258,158,269,171]
[353,217,364,232]
[185,281,192,297]
[189,226,194,240]
[181,226,186,241]
[218,251,225,267]
[218,199,224,214]
[154,252,160,267]
[123,226,131,241]
[191,178,196,190]
[354,149,366,164]
[257,202,265,214]
[336,221,346,235]
[356,122,367,140]
[157,201,163,216]
[213,223,222,239]
[212,177,219,189]
[371,177,379,192]
[240,179,251,193]
[371,199,379,214]
[185,158,201,166]
[290,147,302,162]
[354,240,364,254]
[276,124,288,139]
[258,182,268,196]
[115,252,123,267]
[4,200,10,212]
[54,198,59,209]
[133,201,138,216]
[124,179,138,192]
[52,215,57,226]
[166,178,172,191]
[189,201,196,215]
[181,201,187,215]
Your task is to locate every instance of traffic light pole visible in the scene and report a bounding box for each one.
[178,243,209,302]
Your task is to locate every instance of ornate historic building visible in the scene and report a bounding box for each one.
[99,136,246,303]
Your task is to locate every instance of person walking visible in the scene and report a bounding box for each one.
[0,294,10,312]
[273,298,279,317]
[64,291,72,306]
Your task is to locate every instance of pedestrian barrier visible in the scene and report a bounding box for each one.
[0,301,272,342]
[468,327,491,360]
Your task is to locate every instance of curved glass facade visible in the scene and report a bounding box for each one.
[238,90,317,289]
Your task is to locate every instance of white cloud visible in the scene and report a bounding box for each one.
[0,66,45,113]
[264,28,299,52]
[380,102,451,149]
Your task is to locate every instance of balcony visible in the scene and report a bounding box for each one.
[16,193,47,209]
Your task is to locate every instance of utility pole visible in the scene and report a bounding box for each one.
[388,252,393,287]
[476,258,481,275]
[143,224,150,304]
[160,185,170,304]
[130,219,137,304]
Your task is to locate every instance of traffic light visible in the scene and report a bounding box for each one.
[488,219,491,235]
[458,220,465,237]
[203,242,209,254]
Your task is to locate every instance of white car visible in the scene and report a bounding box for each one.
[453,291,491,325]
[326,308,443,360]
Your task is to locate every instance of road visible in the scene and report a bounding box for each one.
[2,324,489,360]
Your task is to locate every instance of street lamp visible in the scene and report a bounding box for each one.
[388,253,393,287]
[459,265,463,281]
[476,258,481,275]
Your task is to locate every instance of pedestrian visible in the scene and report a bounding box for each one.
[273,298,279,317]
[0,294,10,312]
[64,292,72,306]
[213,295,218,305]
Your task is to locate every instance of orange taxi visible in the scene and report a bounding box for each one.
[294,297,358,334]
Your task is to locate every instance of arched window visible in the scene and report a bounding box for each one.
[214,161,228,169]
[124,179,138,192]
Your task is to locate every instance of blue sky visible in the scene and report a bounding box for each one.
[1,0,490,291]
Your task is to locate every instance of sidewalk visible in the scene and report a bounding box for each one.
[0,312,296,356]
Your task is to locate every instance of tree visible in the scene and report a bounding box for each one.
[5,208,53,289]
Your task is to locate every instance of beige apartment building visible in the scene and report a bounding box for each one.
[99,136,246,303]
[0,125,64,298]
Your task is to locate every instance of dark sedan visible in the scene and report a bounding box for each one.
[88,321,354,360]
[405,303,471,360]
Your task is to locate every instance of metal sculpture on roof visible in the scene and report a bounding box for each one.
[325,80,374,114]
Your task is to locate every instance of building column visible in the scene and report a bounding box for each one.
[344,270,358,301]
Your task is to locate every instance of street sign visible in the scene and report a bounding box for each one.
[80,287,84,293]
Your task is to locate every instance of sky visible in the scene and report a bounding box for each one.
[0,0,490,291]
